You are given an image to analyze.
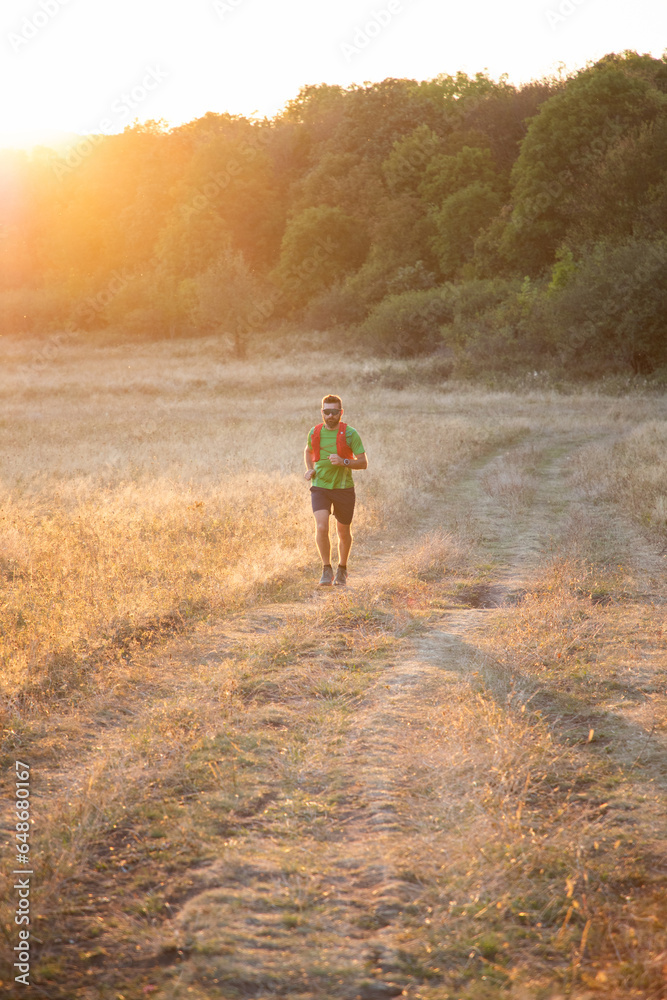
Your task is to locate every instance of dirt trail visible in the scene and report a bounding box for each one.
[163,426,667,996]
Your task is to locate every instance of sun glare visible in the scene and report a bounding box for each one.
[0,0,664,150]
[0,127,74,152]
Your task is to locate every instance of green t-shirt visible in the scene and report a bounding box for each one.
[307,424,365,489]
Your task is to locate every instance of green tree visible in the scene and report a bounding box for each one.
[431,182,502,278]
[340,193,438,310]
[181,124,284,270]
[567,113,667,245]
[419,145,499,205]
[292,151,384,218]
[270,205,369,310]
[547,246,576,294]
[155,209,234,279]
[196,248,266,356]
[382,125,445,195]
[500,53,667,273]
[547,238,667,374]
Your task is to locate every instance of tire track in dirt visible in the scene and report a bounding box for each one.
[421,429,667,783]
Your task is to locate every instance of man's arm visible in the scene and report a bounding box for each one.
[329,452,367,469]
[304,446,316,481]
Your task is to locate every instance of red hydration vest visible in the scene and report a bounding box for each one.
[310,422,355,463]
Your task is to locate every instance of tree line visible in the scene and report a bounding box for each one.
[1,50,666,376]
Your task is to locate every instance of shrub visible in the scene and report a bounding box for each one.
[450,277,519,324]
[546,238,667,375]
[303,282,367,329]
[444,277,550,376]
[357,286,457,356]
[0,287,70,335]
[385,260,438,295]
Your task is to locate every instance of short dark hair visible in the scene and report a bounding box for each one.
[322,394,342,408]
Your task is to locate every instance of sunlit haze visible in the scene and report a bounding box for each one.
[1,0,665,148]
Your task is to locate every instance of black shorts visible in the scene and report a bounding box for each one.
[310,486,356,525]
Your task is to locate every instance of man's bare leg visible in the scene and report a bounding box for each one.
[336,521,352,567]
[314,509,331,565]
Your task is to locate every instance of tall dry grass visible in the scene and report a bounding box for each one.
[0,336,549,709]
[0,331,663,713]
[1,334,666,997]
[571,418,667,535]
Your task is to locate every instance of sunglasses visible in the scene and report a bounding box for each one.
[322,408,341,416]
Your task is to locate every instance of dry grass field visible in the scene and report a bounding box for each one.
[0,334,665,1000]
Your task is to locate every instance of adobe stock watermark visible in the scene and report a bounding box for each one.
[213,0,247,17]
[340,0,403,63]
[13,760,32,986]
[545,0,588,29]
[8,0,72,54]
[73,268,134,326]
[51,66,168,179]
[16,329,79,386]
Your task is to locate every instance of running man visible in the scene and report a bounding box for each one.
[304,395,368,586]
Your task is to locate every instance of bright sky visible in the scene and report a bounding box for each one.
[1,0,665,148]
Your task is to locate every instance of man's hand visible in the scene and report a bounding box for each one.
[304,469,316,481]
[328,454,345,466]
